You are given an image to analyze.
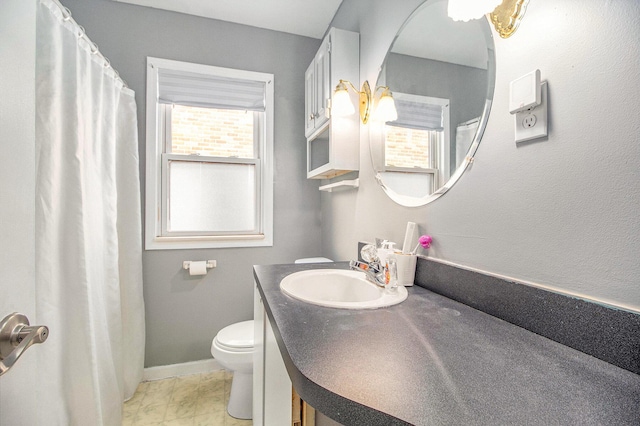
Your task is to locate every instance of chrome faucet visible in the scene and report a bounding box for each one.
[349,260,387,287]
[349,244,387,287]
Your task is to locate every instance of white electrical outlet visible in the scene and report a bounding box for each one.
[515,81,548,143]
[523,114,537,128]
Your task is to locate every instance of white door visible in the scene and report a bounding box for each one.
[0,1,39,425]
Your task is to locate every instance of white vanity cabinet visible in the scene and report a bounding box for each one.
[253,284,292,426]
[305,28,360,179]
[254,283,319,426]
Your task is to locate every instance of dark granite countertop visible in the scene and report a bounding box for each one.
[254,262,640,425]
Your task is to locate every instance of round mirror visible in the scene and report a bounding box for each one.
[370,0,495,206]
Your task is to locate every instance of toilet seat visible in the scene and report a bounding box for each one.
[214,338,252,353]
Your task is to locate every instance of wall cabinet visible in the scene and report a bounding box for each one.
[305,28,360,180]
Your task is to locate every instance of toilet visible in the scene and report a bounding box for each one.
[211,257,332,419]
[211,320,254,419]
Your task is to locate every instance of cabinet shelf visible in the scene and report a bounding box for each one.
[319,178,359,192]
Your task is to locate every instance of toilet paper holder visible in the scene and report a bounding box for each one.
[182,260,217,270]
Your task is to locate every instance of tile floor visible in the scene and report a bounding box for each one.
[123,370,253,426]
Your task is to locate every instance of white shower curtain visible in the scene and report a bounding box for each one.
[35,1,145,424]
[455,118,480,167]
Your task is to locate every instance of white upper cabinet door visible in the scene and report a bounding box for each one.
[314,36,331,131]
[304,61,316,137]
[304,36,331,138]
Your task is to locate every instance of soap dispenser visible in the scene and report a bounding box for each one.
[385,255,398,293]
[377,240,396,267]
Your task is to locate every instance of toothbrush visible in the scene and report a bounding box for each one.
[411,235,433,254]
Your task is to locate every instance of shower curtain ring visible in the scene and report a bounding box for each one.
[77,25,85,39]
[61,7,72,21]
[103,58,111,68]
[90,42,99,54]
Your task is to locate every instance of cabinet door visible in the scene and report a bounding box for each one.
[314,36,331,130]
[254,284,293,426]
[304,61,316,137]
[253,285,265,425]
[264,311,292,425]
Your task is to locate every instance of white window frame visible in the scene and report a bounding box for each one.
[145,57,274,250]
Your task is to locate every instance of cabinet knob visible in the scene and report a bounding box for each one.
[309,114,315,120]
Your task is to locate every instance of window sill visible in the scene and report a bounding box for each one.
[145,234,272,250]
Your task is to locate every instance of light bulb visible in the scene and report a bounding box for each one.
[332,83,355,116]
[376,91,398,122]
[448,0,502,22]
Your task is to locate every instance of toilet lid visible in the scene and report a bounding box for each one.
[217,320,254,349]
[295,257,333,263]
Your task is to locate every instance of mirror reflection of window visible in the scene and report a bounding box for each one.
[384,126,432,169]
[382,92,450,195]
[382,128,440,197]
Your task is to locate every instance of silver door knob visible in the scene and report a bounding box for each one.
[0,313,48,377]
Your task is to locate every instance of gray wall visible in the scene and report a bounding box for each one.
[62,0,323,367]
[325,0,640,312]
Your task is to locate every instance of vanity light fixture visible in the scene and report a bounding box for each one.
[448,0,530,38]
[332,80,398,124]
[489,0,530,38]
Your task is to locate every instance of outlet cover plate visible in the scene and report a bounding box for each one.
[515,81,548,143]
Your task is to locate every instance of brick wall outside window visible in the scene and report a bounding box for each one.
[171,105,254,158]
[385,126,431,169]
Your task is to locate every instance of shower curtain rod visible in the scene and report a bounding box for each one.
[49,0,128,89]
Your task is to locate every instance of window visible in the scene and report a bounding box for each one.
[145,57,273,249]
[383,93,450,194]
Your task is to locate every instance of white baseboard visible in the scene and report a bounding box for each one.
[143,358,223,382]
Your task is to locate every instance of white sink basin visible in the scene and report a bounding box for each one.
[280,269,408,309]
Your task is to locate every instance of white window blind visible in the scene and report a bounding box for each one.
[389,98,444,131]
[157,68,266,111]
